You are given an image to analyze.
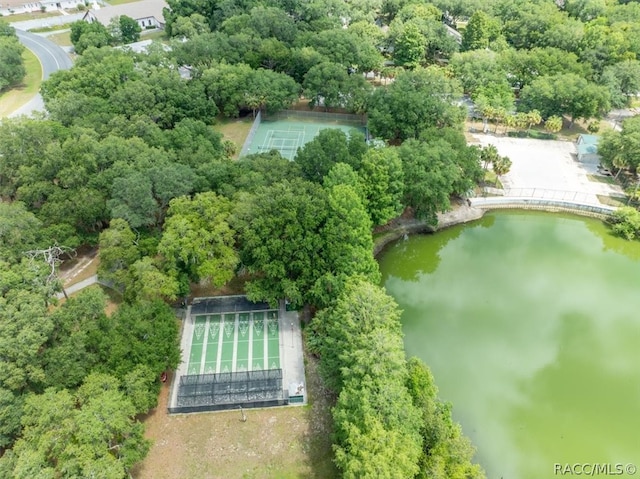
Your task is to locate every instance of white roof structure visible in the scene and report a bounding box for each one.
[83,0,167,26]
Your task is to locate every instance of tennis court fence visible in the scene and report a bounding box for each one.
[239,110,262,158]
[264,109,367,125]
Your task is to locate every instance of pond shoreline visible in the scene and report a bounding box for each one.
[373,201,616,257]
[373,203,484,257]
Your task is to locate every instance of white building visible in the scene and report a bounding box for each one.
[1,0,81,16]
[81,0,167,30]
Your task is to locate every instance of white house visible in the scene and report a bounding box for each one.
[0,0,80,16]
[81,0,167,30]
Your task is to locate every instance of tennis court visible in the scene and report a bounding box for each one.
[187,310,281,376]
[242,117,367,160]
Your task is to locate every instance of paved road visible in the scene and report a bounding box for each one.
[9,30,73,117]
[15,29,73,79]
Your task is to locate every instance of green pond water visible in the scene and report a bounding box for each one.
[379,211,640,479]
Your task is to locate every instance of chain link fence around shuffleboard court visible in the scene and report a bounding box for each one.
[170,296,288,413]
[175,369,286,413]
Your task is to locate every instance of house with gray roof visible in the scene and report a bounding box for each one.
[81,0,167,30]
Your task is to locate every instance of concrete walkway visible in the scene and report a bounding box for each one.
[56,274,99,299]
[279,308,306,405]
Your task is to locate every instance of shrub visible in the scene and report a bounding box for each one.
[507,130,557,140]
[609,206,640,240]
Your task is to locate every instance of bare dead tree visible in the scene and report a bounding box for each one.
[24,244,76,300]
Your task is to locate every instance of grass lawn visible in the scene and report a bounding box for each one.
[212,116,254,159]
[47,30,72,47]
[597,194,627,207]
[105,0,143,5]
[483,170,503,189]
[3,10,61,22]
[587,174,618,185]
[131,350,338,479]
[0,48,42,118]
[141,29,167,41]
[29,23,75,33]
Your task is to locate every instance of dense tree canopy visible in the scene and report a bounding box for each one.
[368,67,465,142]
[598,116,640,173]
[14,0,640,474]
[0,26,26,91]
[519,73,610,123]
[158,192,238,287]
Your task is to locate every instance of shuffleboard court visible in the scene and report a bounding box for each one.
[236,313,251,372]
[252,312,265,370]
[185,308,281,375]
[172,295,306,413]
[188,315,207,375]
[219,314,236,374]
[267,311,280,369]
[203,314,221,374]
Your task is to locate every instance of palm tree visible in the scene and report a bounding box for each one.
[526,110,542,132]
[544,115,563,133]
[493,107,507,133]
[481,144,500,170]
[492,155,512,186]
[612,153,628,180]
[514,112,528,131]
[504,114,516,134]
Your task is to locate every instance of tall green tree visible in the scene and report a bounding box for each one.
[393,21,427,68]
[600,60,640,108]
[119,15,142,44]
[598,116,640,173]
[0,376,149,479]
[461,10,501,51]
[158,192,238,286]
[41,287,108,390]
[70,21,112,54]
[498,47,588,90]
[0,36,25,91]
[398,139,462,224]
[0,202,43,263]
[98,218,140,289]
[303,61,372,112]
[310,279,423,478]
[98,301,181,378]
[520,73,611,124]
[232,179,328,308]
[202,63,300,117]
[314,185,380,304]
[406,358,486,479]
[294,129,354,183]
[358,147,405,226]
[0,289,52,392]
[368,67,465,142]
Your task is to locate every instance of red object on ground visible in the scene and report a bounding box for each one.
[160,372,167,383]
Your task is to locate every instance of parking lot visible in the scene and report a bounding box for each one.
[471,135,623,203]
